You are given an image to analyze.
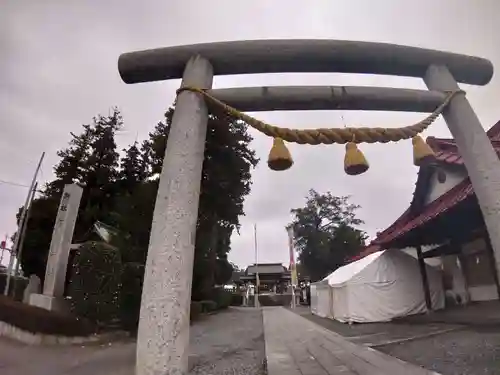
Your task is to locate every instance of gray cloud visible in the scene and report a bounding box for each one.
[2,0,500,269]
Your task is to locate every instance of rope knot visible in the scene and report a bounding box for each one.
[175,86,208,96]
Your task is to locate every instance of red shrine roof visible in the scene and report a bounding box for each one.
[371,178,473,246]
[350,120,500,261]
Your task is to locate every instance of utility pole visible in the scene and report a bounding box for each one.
[254,223,260,308]
[12,182,38,291]
[4,152,45,296]
[287,225,297,309]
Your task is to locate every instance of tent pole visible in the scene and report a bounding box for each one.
[416,245,432,311]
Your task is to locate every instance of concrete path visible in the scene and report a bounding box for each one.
[263,307,441,375]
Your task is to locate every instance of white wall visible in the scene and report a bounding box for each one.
[442,254,469,304]
[425,167,467,205]
[468,285,498,301]
[460,238,498,302]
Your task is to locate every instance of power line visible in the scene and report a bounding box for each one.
[0,179,30,189]
[0,178,44,194]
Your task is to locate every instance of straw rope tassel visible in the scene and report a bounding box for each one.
[174,87,463,173]
[412,135,436,166]
[344,142,369,175]
[268,137,293,171]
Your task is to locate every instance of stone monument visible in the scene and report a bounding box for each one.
[22,274,41,303]
[29,184,83,312]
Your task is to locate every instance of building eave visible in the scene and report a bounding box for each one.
[350,119,500,261]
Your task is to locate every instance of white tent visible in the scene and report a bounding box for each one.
[311,250,445,323]
[310,279,333,318]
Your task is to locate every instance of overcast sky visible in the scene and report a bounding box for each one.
[1,0,500,269]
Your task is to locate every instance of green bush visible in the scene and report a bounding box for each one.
[66,240,237,331]
[0,274,28,302]
[119,262,144,333]
[67,242,123,329]
[212,288,232,310]
[247,295,256,307]
[190,301,202,322]
[230,293,243,306]
[258,294,292,306]
[200,300,217,313]
[0,295,95,336]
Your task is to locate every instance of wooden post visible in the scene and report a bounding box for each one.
[416,245,432,311]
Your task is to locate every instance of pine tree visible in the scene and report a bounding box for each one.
[18,109,123,278]
[14,197,60,279]
[118,141,148,193]
[143,106,259,299]
[44,125,93,197]
[144,108,258,230]
[83,109,122,188]
[78,109,123,231]
[142,109,172,176]
[16,103,258,302]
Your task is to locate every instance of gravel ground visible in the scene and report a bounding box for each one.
[292,306,500,374]
[189,307,266,375]
[0,307,265,375]
[378,327,500,375]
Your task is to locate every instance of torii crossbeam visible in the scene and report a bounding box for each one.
[118,39,497,375]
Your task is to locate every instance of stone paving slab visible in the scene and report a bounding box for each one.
[263,307,441,375]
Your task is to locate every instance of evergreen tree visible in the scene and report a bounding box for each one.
[143,110,173,176]
[145,108,257,229]
[118,141,148,193]
[78,109,123,233]
[44,125,93,197]
[18,109,123,278]
[83,109,122,188]
[143,107,258,299]
[107,180,158,264]
[16,104,258,305]
[15,196,59,279]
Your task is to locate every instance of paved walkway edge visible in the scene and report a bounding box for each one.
[263,307,442,375]
[369,327,463,348]
[0,320,129,346]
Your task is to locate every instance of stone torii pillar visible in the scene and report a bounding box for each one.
[118,40,495,375]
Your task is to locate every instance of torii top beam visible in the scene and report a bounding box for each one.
[118,39,493,85]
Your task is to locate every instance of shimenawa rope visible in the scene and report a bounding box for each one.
[176,87,463,145]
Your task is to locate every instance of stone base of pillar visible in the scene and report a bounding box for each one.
[29,293,68,313]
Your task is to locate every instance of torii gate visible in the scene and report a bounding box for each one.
[118,40,497,375]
